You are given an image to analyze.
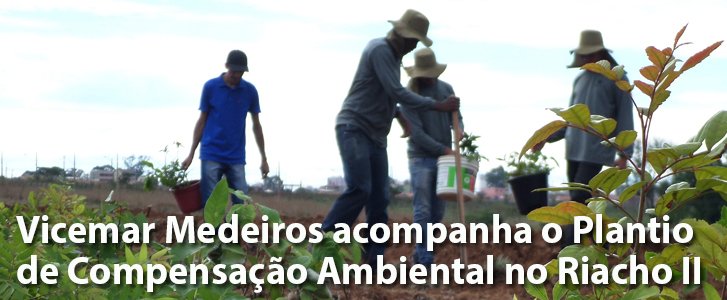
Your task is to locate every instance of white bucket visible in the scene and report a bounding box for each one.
[436,155,479,201]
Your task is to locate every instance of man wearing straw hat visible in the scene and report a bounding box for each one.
[534,30,634,247]
[322,9,460,266]
[400,47,464,268]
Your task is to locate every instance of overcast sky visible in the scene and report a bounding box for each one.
[1,0,725,188]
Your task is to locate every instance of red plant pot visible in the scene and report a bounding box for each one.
[171,180,202,214]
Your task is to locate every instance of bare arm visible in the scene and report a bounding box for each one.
[251,113,269,178]
[182,111,207,170]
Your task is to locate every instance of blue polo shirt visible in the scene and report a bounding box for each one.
[199,74,260,165]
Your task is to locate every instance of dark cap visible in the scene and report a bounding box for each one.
[226,50,248,72]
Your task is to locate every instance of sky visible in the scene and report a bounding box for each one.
[1,0,726,189]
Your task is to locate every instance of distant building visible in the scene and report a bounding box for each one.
[20,171,36,180]
[90,165,115,182]
[325,176,346,192]
[483,187,508,201]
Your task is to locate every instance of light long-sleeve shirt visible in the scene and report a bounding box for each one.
[336,38,436,147]
[401,80,463,158]
[549,71,634,165]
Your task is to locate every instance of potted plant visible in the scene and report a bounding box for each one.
[142,144,202,214]
[501,151,557,215]
[436,132,483,201]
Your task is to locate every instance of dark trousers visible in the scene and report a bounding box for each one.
[562,160,603,248]
[322,124,390,265]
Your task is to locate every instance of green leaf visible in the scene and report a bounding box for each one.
[589,115,617,137]
[695,178,727,193]
[256,203,282,224]
[139,243,148,261]
[587,199,608,215]
[125,246,135,264]
[621,285,659,300]
[533,186,590,193]
[558,244,607,265]
[671,142,703,156]
[660,244,687,265]
[702,283,720,300]
[690,110,727,151]
[227,204,256,226]
[527,201,592,225]
[205,177,230,227]
[648,89,671,114]
[647,148,679,174]
[660,287,679,300]
[619,181,646,204]
[588,167,631,195]
[612,130,638,149]
[550,104,591,128]
[524,281,549,300]
[671,154,718,173]
[719,206,727,228]
[519,120,568,159]
[552,283,567,300]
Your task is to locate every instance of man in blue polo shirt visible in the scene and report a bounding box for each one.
[182,50,269,206]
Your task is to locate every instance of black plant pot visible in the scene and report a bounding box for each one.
[508,172,549,215]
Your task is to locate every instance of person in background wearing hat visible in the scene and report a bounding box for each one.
[400,47,463,269]
[182,49,270,207]
[322,9,460,266]
[533,30,634,248]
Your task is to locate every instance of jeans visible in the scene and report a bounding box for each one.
[562,160,603,248]
[322,124,390,265]
[200,160,249,207]
[409,157,445,265]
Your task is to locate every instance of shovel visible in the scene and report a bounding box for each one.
[451,110,468,265]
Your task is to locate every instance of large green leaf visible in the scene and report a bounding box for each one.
[648,89,671,114]
[550,104,591,128]
[671,154,718,173]
[670,142,702,156]
[702,283,721,300]
[690,110,727,151]
[647,148,679,174]
[619,181,647,204]
[227,203,256,226]
[527,201,592,225]
[558,244,607,265]
[588,167,631,195]
[204,177,230,227]
[256,203,282,224]
[589,115,617,137]
[520,120,568,159]
[612,130,638,149]
[524,281,549,300]
[621,286,660,300]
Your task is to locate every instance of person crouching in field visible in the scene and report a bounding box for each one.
[400,48,463,268]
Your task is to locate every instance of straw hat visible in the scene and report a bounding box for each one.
[570,30,611,55]
[388,9,433,47]
[568,30,615,68]
[405,48,446,78]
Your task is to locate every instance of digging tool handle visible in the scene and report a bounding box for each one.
[452,110,468,265]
